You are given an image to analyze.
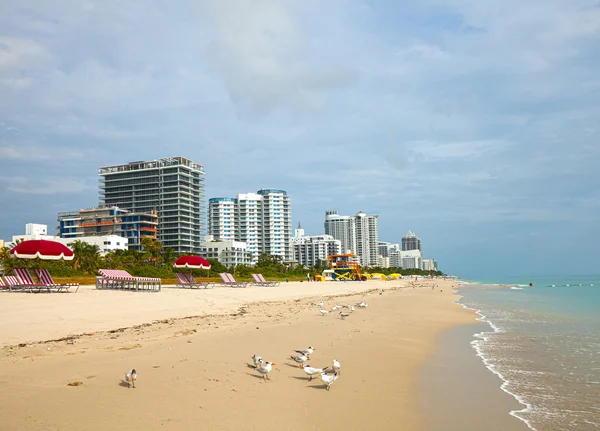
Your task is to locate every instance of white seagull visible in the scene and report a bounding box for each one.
[356,301,368,308]
[318,372,340,391]
[295,346,315,357]
[301,365,329,381]
[125,369,137,388]
[250,361,276,380]
[290,353,308,367]
[332,359,341,375]
[339,311,350,319]
[312,301,324,308]
[319,308,329,316]
[251,354,263,366]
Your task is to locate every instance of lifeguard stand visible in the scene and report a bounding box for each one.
[326,253,366,281]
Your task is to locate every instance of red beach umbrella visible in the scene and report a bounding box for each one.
[173,255,211,269]
[9,239,74,260]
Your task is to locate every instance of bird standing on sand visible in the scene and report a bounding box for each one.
[250,361,276,380]
[339,311,350,319]
[332,359,341,375]
[319,308,329,316]
[318,372,340,391]
[356,301,368,308]
[125,369,137,388]
[301,365,329,381]
[379,289,384,295]
[312,301,324,308]
[251,354,263,366]
[290,353,308,367]
[295,346,315,358]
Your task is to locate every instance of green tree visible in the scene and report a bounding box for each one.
[141,237,163,265]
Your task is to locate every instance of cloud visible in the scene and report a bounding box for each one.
[1,177,88,195]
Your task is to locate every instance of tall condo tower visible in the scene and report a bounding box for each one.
[208,198,236,241]
[401,230,422,252]
[324,210,378,266]
[99,157,205,252]
[207,189,291,263]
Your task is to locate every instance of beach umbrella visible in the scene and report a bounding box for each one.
[173,255,211,270]
[9,239,74,260]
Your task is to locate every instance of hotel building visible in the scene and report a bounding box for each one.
[402,230,422,252]
[208,189,291,263]
[99,157,205,252]
[324,210,379,266]
[57,206,158,251]
[291,225,341,267]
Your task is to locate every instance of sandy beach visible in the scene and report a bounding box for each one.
[0,278,480,430]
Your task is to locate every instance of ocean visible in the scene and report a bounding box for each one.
[458,275,600,431]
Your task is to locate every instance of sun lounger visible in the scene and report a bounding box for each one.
[173,272,213,288]
[0,277,9,291]
[96,269,161,291]
[12,268,51,293]
[3,274,42,293]
[219,273,248,288]
[256,273,280,286]
[34,268,79,293]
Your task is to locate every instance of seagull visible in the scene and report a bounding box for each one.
[379,289,384,295]
[332,359,341,375]
[290,353,308,367]
[251,354,263,366]
[339,311,350,319]
[319,309,329,316]
[350,305,355,312]
[295,346,315,357]
[301,365,329,381]
[125,369,137,388]
[250,361,276,380]
[318,372,340,391]
[312,301,324,307]
[331,305,341,311]
[356,301,368,308]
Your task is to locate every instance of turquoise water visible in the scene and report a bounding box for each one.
[458,276,600,430]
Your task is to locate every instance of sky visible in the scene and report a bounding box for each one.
[1,0,599,277]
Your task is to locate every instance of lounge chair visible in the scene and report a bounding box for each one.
[34,268,79,293]
[185,273,214,288]
[13,268,51,293]
[256,273,280,287]
[219,273,248,288]
[96,269,161,291]
[3,274,41,293]
[0,277,8,291]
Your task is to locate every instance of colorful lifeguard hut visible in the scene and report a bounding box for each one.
[326,253,367,281]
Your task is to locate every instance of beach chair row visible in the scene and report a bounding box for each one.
[0,268,79,293]
[174,272,214,289]
[96,269,161,292]
[217,272,280,288]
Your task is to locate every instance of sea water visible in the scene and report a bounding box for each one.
[458,275,600,430]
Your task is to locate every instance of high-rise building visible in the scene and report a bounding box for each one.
[402,230,422,252]
[58,206,158,250]
[378,241,400,268]
[324,210,379,266]
[207,189,291,263]
[208,198,236,241]
[99,157,205,252]
[324,211,355,253]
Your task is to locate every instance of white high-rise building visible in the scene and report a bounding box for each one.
[378,241,400,268]
[208,189,291,264]
[208,198,236,241]
[400,249,422,269]
[324,210,378,267]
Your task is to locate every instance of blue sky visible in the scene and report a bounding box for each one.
[1,0,599,277]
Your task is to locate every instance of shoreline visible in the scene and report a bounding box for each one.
[0,279,475,430]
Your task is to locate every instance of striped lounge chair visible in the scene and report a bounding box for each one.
[34,268,79,293]
[175,272,213,289]
[219,273,248,288]
[13,268,51,293]
[2,276,27,292]
[252,273,279,287]
[96,269,161,292]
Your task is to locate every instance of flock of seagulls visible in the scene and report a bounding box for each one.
[250,347,342,391]
[247,297,371,391]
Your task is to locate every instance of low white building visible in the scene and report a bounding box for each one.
[421,259,438,271]
[199,235,251,267]
[291,234,341,267]
[399,249,422,270]
[378,241,400,268]
[11,223,55,243]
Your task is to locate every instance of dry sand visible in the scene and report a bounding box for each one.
[0,279,474,430]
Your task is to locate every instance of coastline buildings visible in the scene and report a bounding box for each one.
[291,224,341,267]
[99,157,205,252]
[324,210,379,266]
[199,235,251,267]
[402,230,422,252]
[57,206,158,251]
[208,189,291,263]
